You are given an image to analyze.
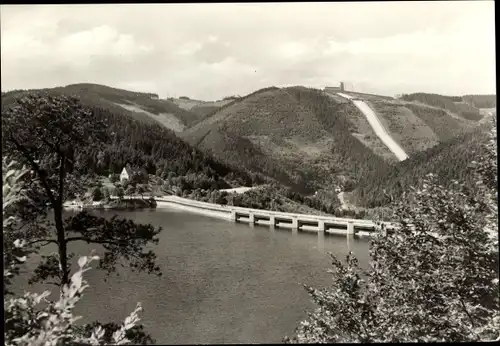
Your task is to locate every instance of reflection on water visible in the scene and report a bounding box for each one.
[318,232,325,253]
[12,207,371,344]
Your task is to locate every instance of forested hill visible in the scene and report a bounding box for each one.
[2,84,200,132]
[169,96,238,120]
[399,92,495,121]
[181,86,393,194]
[3,84,489,202]
[462,94,497,109]
[350,122,493,208]
[1,90,263,191]
[181,85,482,194]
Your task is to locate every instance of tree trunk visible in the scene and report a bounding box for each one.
[55,153,70,286]
[54,204,69,286]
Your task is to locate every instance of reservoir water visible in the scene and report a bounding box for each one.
[12,207,371,344]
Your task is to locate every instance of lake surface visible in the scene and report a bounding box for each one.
[12,207,371,344]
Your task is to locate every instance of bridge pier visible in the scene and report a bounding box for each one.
[317,231,325,252]
[317,220,325,232]
[269,215,276,227]
[291,217,298,230]
[248,213,255,225]
[230,211,237,222]
[347,221,355,235]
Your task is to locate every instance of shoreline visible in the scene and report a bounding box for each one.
[64,195,397,235]
[136,200,375,237]
[63,197,157,211]
[156,200,232,221]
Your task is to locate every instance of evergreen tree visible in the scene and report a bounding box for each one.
[2,94,162,289]
[3,159,150,345]
[286,118,499,343]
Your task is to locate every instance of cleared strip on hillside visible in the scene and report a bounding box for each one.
[337,93,409,161]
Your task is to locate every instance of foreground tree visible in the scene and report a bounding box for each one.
[2,93,162,288]
[3,159,150,345]
[286,118,499,343]
[5,255,146,346]
[3,159,33,294]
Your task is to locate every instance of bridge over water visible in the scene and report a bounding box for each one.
[156,195,396,236]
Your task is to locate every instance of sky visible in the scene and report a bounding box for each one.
[1,2,496,100]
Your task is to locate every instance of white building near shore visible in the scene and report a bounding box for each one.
[120,167,130,182]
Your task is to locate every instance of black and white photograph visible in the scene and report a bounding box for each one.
[1,1,498,344]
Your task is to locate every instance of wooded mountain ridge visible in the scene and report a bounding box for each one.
[2,83,494,212]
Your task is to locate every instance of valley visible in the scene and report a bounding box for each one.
[3,2,497,344]
[2,83,495,221]
[179,85,492,215]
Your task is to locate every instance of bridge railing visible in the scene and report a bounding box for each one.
[158,195,397,229]
[157,195,231,214]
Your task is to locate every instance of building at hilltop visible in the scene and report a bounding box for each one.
[324,82,346,93]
